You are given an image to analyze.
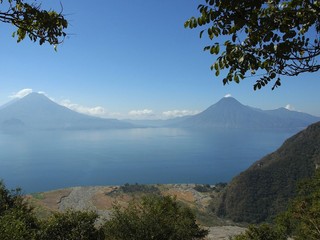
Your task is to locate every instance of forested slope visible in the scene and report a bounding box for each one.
[218,121,320,223]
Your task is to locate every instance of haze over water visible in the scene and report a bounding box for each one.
[0,128,296,193]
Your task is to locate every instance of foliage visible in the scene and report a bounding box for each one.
[232,224,286,240]
[0,181,39,239]
[119,183,160,195]
[194,184,212,193]
[185,0,320,90]
[218,121,320,223]
[103,195,208,240]
[1,180,22,214]
[0,208,39,240]
[39,210,102,240]
[0,180,36,218]
[194,183,227,194]
[213,182,227,192]
[276,168,320,240]
[0,0,67,49]
[232,168,320,240]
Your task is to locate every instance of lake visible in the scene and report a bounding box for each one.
[0,128,297,193]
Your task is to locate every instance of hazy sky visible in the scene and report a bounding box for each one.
[1,0,319,119]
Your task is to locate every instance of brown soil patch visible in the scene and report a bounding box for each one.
[27,189,72,211]
[41,189,73,210]
[92,187,132,210]
[163,189,196,205]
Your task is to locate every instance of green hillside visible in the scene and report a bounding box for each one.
[218,121,320,223]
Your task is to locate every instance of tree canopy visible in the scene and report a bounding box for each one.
[0,181,39,240]
[231,168,320,239]
[103,195,208,240]
[0,0,67,49]
[185,0,320,90]
[276,168,320,240]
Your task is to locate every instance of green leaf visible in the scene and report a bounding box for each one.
[214,62,219,70]
[210,46,215,54]
[203,46,211,51]
[234,75,239,83]
[215,44,220,54]
[270,72,276,79]
[199,30,205,38]
[186,0,319,90]
[232,34,237,42]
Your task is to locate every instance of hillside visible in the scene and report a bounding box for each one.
[26,183,246,240]
[217,121,320,223]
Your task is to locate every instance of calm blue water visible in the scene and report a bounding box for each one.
[0,128,296,193]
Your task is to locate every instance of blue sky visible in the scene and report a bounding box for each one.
[0,0,319,119]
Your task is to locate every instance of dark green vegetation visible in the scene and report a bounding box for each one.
[194,184,212,192]
[277,168,320,239]
[107,183,226,227]
[118,183,161,195]
[194,183,226,193]
[232,224,286,240]
[232,168,320,239]
[104,195,208,240]
[0,0,67,49]
[0,181,208,240]
[40,211,102,240]
[0,181,39,239]
[185,0,320,90]
[218,121,320,223]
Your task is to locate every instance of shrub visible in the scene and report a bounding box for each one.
[232,224,286,240]
[103,195,208,240]
[39,210,103,240]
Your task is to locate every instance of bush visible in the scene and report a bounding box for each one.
[103,195,208,240]
[119,183,160,194]
[0,208,39,240]
[232,224,286,240]
[194,184,212,193]
[0,180,30,215]
[0,181,39,239]
[39,210,103,240]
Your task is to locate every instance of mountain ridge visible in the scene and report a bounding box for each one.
[0,93,319,131]
[169,97,320,130]
[0,92,133,131]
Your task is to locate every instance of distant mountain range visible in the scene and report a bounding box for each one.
[218,121,320,223]
[168,97,320,130]
[0,93,319,132]
[0,92,133,131]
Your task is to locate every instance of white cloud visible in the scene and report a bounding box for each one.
[10,88,33,98]
[60,99,107,117]
[224,93,232,98]
[162,110,199,118]
[38,91,49,97]
[128,109,154,118]
[285,104,295,111]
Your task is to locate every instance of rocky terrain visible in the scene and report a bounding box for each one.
[26,184,246,240]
